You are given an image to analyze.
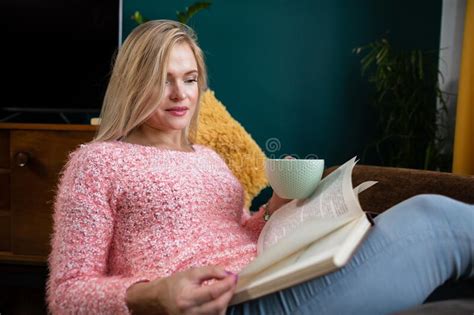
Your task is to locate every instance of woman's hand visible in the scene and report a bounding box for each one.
[126,266,238,315]
[266,191,292,214]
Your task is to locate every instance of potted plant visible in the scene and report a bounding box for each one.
[354,38,450,171]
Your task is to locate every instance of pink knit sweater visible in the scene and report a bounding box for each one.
[47,141,266,314]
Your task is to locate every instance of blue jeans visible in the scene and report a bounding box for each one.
[228,195,474,315]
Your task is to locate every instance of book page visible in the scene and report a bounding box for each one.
[233,158,377,303]
[232,215,371,304]
[239,157,370,279]
[239,214,359,279]
[257,157,362,254]
[254,218,360,281]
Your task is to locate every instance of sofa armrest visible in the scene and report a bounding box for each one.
[323,165,474,214]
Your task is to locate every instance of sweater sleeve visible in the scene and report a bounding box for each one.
[46,145,148,315]
[240,205,267,237]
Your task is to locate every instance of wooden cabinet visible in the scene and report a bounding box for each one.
[0,123,96,265]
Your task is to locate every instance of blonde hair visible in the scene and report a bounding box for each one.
[94,20,208,142]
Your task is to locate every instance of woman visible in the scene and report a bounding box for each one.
[47,20,474,314]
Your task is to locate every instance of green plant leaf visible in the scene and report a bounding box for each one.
[176,1,212,24]
[418,50,424,79]
[131,11,147,25]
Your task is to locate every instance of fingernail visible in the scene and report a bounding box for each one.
[225,271,238,284]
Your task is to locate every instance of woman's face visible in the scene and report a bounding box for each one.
[145,42,199,134]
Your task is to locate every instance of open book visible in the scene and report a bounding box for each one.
[230,157,376,305]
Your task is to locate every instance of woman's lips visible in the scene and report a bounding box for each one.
[165,107,188,117]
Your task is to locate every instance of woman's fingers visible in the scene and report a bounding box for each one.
[170,266,237,314]
[190,265,228,284]
[191,274,236,305]
[194,280,236,315]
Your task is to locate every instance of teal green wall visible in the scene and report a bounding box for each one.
[123,1,442,167]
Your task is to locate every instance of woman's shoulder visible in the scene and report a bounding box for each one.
[69,140,124,160]
[64,140,136,173]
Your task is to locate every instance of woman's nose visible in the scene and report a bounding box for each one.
[170,83,186,101]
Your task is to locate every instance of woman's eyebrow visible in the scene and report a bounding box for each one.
[167,70,198,76]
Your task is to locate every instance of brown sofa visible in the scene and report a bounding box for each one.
[324,165,474,314]
[336,165,474,214]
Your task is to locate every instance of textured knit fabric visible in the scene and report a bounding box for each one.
[196,90,268,208]
[47,141,267,314]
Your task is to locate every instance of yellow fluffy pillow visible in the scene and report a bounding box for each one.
[196,90,268,208]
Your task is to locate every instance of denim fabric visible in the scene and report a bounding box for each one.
[227,194,474,315]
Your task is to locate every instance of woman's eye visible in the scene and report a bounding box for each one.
[185,78,198,83]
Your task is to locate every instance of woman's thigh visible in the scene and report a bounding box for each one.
[228,194,474,315]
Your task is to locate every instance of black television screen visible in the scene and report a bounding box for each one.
[0,0,121,123]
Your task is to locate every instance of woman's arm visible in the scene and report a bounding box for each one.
[241,192,292,234]
[47,146,149,314]
[265,193,292,215]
